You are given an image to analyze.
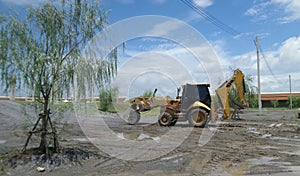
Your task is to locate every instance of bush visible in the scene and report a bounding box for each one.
[98,88,117,112]
[143,90,153,98]
[287,96,300,108]
[271,100,279,108]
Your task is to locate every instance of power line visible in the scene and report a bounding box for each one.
[257,42,281,82]
[180,0,241,37]
[181,0,278,76]
[181,0,238,35]
[181,0,280,83]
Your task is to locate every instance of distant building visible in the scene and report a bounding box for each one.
[1,93,300,108]
[261,92,300,107]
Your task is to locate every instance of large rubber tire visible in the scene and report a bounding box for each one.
[127,109,141,125]
[158,112,173,126]
[187,108,208,128]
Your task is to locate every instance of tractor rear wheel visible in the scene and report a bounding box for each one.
[187,108,208,128]
[127,109,141,125]
[158,112,173,126]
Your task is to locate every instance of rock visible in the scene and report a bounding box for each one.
[36,166,45,172]
[248,128,261,135]
[262,134,272,138]
[268,123,276,127]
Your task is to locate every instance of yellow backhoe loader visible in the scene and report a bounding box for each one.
[126,69,247,125]
[127,84,211,127]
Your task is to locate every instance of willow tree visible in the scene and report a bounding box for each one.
[0,14,25,100]
[0,0,117,155]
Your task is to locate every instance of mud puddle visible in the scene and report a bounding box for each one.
[246,156,300,175]
[117,132,160,142]
[0,140,7,144]
[279,150,300,156]
[247,156,279,165]
[73,138,97,142]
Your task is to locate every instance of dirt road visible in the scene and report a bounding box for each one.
[0,101,299,175]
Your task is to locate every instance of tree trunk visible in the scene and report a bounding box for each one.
[23,92,59,155]
[9,82,15,101]
[39,97,49,155]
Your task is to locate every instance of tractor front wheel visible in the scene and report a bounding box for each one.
[158,112,173,126]
[187,108,208,128]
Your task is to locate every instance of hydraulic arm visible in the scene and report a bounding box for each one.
[215,69,247,119]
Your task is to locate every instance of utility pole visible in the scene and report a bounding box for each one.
[254,36,262,112]
[289,75,293,109]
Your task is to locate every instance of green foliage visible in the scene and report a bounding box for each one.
[0,0,117,153]
[0,0,116,102]
[228,74,258,108]
[271,100,279,108]
[248,95,258,108]
[243,75,258,108]
[0,14,26,92]
[143,90,153,98]
[98,87,118,112]
[287,96,300,108]
[0,153,4,172]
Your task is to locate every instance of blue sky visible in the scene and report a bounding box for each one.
[102,0,300,94]
[1,0,300,96]
[101,0,299,53]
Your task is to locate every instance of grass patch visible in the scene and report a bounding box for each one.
[0,154,5,172]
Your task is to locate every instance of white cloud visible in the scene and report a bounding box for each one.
[183,0,213,22]
[193,0,213,8]
[115,51,196,98]
[233,32,254,40]
[259,72,300,93]
[184,11,205,23]
[245,0,300,23]
[271,0,300,23]
[244,1,273,23]
[145,19,185,36]
[275,36,300,72]
[220,36,300,92]
[114,37,224,98]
